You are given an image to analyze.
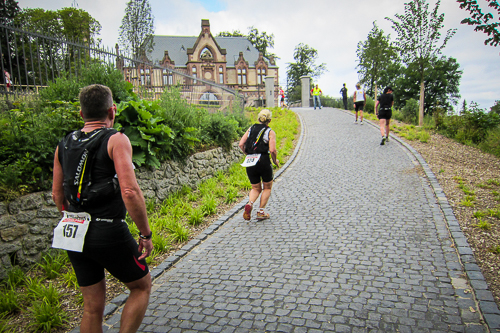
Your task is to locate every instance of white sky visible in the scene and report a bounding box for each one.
[16,0,500,110]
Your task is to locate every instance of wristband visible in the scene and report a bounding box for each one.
[139,231,153,240]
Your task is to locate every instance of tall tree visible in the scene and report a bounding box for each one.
[356,22,398,112]
[458,0,500,47]
[386,0,456,126]
[118,0,155,59]
[217,26,277,60]
[393,56,462,113]
[286,43,327,102]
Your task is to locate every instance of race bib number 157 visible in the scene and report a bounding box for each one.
[52,211,91,252]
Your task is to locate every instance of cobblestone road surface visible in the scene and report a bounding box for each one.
[99,108,498,332]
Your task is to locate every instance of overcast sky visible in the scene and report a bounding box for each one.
[16,0,500,110]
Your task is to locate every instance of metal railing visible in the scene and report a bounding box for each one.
[0,23,243,112]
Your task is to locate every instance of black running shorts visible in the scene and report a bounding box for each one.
[378,109,392,120]
[354,102,364,111]
[246,155,273,184]
[67,219,149,287]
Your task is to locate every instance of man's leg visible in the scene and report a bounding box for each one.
[258,181,273,209]
[360,110,363,122]
[318,97,322,109]
[80,279,106,333]
[343,99,347,110]
[120,273,152,333]
[385,119,391,137]
[313,96,317,109]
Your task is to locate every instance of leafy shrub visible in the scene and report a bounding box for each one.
[479,127,500,158]
[441,104,500,145]
[202,111,239,151]
[364,97,375,114]
[39,62,130,103]
[401,98,419,125]
[0,101,83,199]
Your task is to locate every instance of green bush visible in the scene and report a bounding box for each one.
[39,62,130,103]
[0,101,83,200]
[202,112,239,151]
[442,108,500,145]
[401,98,419,125]
[479,127,500,157]
[364,97,375,114]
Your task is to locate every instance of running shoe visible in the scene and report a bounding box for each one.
[360,121,363,125]
[243,203,252,220]
[354,120,358,124]
[386,136,390,142]
[380,137,386,145]
[256,210,270,220]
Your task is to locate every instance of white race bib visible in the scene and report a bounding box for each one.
[241,154,261,167]
[52,211,91,252]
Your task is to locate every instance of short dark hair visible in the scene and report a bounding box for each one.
[383,86,393,94]
[79,84,113,121]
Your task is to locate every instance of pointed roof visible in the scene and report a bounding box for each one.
[147,35,276,68]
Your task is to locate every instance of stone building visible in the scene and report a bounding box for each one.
[120,19,279,107]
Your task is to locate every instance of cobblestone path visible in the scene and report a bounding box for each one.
[102,108,492,332]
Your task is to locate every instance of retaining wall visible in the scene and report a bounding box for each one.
[0,143,243,280]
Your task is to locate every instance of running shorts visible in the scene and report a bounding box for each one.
[246,155,273,184]
[67,218,149,287]
[354,102,364,111]
[378,108,392,120]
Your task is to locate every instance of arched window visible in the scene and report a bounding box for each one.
[200,47,213,60]
[200,92,219,106]
[237,67,247,85]
[192,66,197,84]
[219,67,224,84]
[257,67,266,85]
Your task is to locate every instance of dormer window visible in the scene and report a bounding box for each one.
[200,47,213,60]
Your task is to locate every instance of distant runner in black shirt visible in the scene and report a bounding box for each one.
[375,86,394,145]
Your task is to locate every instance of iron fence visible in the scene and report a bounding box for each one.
[0,23,243,112]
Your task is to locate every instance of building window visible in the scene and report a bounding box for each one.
[257,67,266,85]
[219,67,223,84]
[200,92,219,106]
[163,69,169,86]
[238,67,247,85]
[192,66,197,84]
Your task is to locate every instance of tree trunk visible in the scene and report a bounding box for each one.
[374,84,378,114]
[419,80,425,127]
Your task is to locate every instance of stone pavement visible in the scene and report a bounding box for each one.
[97,107,500,332]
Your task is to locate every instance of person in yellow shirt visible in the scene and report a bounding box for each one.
[310,84,322,110]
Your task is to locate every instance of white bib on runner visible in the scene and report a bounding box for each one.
[241,154,261,167]
[52,211,91,252]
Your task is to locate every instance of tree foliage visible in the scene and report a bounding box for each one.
[0,0,20,76]
[356,22,398,98]
[393,56,462,114]
[286,43,327,102]
[386,0,456,125]
[0,0,20,25]
[118,0,155,59]
[458,0,500,46]
[217,26,277,60]
[15,7,101,43]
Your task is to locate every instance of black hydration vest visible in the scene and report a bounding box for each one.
[245,124,270,154]
[58,128,120,208]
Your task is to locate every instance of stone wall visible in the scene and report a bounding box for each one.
[0,143,243,280]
